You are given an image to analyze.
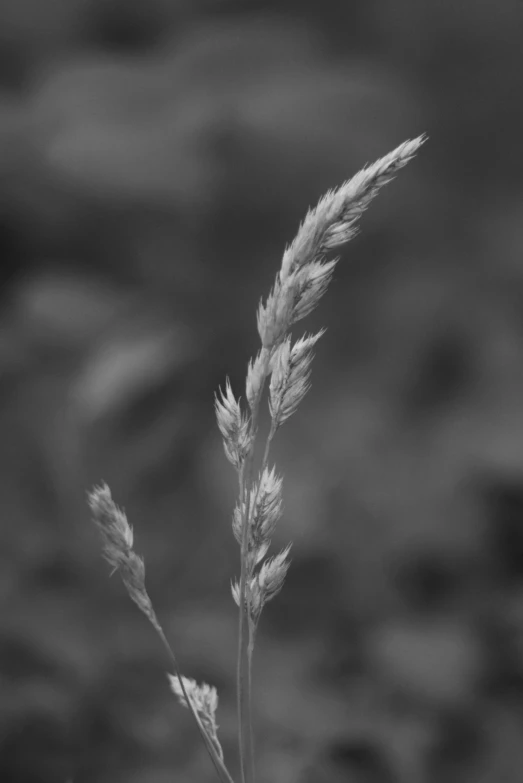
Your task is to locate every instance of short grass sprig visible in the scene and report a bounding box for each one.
[89,133,425,783]
[88,484,234,783]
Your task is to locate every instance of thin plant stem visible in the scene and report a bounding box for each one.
[246,608,259,783]
[237,347,270,783]
[243,416,277,783]
[236,460,248,783]
[246,642,255,783]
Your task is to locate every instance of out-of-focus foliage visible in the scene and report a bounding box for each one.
[1,2,523,782]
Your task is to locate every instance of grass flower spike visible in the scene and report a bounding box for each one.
[215,379,251,469]
[168,675,223,761]
[89,133,425,783]
[256,545,292,607]
[279,135,426,279]
[269,330,325,428]
[88,483,153,620]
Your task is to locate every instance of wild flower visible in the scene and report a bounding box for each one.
[88,133,426,783]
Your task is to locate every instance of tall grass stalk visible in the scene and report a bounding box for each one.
[88,134,426,783]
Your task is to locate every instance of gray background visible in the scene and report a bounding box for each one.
[0,1,522,781]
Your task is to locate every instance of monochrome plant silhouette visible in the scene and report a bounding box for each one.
[88,133,426,783]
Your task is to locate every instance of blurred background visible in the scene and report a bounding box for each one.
[1,1,523,781]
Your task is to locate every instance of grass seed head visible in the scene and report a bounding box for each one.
[88,483,156,621]
[246,349,267,412]
[269,331,324,426]
[280,134,427,281]
[257,277,295,349]
[232,467,284,568]
[215,379,251,469]
[88,482,134,568]
[168,675,223,760]
[290,259,338,324]
[257,545,292,606]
